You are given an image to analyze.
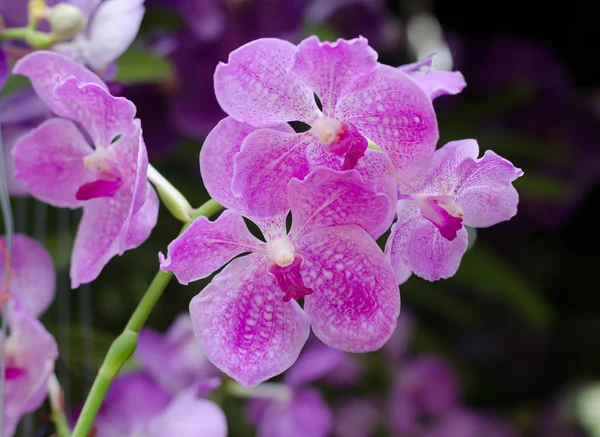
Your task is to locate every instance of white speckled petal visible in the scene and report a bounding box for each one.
[300,225,400,352]
[214,38,321,126]
[160,210,265,285]
[190,254,311,387]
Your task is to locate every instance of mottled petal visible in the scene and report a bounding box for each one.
[300,225,400,352]
[0,234,55,318]
[160,210,265,285]
[3,305,58,437]
[386,200,469,282]
[335,64,438,169]
[125,183,159,249]
[354,148,398,209]
[255,388,333,437]
[232,129,312,219]
[454,150,523,228]
[53,77,137,148]
[13,50,107,112]
[148,388,227,437]
[399,54,467,100]
[12,118,94,208]
[292,36,377,116]
[83,0,145,70]
[288,167,394,240]
[190,254,311,387]
[200,116,294,216]
[214,38,320,126]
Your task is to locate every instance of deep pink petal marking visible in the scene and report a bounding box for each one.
[5,366,27,380]
[268,255,314,302]
[416,196,463,241]
[75,177,123,200]
[320,122,368,170]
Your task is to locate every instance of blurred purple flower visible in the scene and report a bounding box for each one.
[137,313,219,393]
[334,397,381,437]
[11,51,158,288]
[424,409,518,437]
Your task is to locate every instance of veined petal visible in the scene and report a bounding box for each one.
[12,118,94,208]
[190,254,311,387]
[292,36,377,116]
[200,116,294,216]
[300,225,400,352]
[354,148,399,210]
[335,64,438,170]
[13,51,107,113]
[53,77,137,148]
[3,305,58,437]
[160,210,265,285]
[214,38,320,126]
[0,234,55,318]
[288,168,394,240]
[83,0,145,70]
[232,129,312,219]
[147,388,227,437]
[399,54,467,100]
[386,200,468,282]
[455,149,523,228]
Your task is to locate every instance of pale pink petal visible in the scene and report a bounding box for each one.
[3,305,58,437]
[160,210,265,285]
[13,50,107,113]
[125,183,159,249]
[190,254,311,387]
[12,118,94,208]
[288,167,394,240]
[70,124,150,288]
[455,150,523,228]
[399,54,467,100]
[53,77,137,148]
[83,0,145,70]
[200,116,294,216]
[335,64,438,170]
[300,225,400,352]
[0,234,55,318]
[292,36,377,116]
[148,389,227,437]
[386,200,469,282]
[354,148,398,208]
[214,38,320,126]
[232,129,312,219]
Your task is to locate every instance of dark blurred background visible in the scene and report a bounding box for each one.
[4,0,600,436]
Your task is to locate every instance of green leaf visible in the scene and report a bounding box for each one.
[451,246,554,328]
[0,74,31,96]
[115,49,173,85]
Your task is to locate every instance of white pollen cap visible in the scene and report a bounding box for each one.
[310,116,342,145]
[267,237,295,267]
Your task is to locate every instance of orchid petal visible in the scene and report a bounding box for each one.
[160,210,265,285]
[335,64,438,169]
[288,167,394,240]
[399,54,467,100]
[300,225,400,352]
[292,36,377,116]
[0,234,55,318]
[125,183,159,250]
[386,200,468,282]
[13,51,107,113]
[354,148,399,209]
[0,49,9,91]
[53,77,137,148]
[214,38,320,126]
[232,129,312,219]
[284,343,346,388]
[190,254,311,387]
[200,116,294,216]
[12,118,94,208]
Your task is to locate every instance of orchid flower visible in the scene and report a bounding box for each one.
[11,51,158,288]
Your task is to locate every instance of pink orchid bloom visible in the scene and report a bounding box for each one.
[399,53,467,101]
[11,51,158,288]
[213,36,437,216]
[386,140,523,282]
[159,118,399,387]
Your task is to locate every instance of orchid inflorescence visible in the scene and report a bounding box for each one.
[0,5,523,435]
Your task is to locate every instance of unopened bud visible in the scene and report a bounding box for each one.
[47,3,86,41]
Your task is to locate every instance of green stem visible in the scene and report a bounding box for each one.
[0,26,56,48]
[48,373,71,437]
[71,198,223,437]
[52,410,71,437]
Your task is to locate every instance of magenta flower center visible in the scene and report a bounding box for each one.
[413,195,464,241]
[266,238,313,302]
[76,149,124,200]
[310,116,367,170]
[4,365,27,381]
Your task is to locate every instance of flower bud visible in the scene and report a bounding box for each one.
[47,3,87,41]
